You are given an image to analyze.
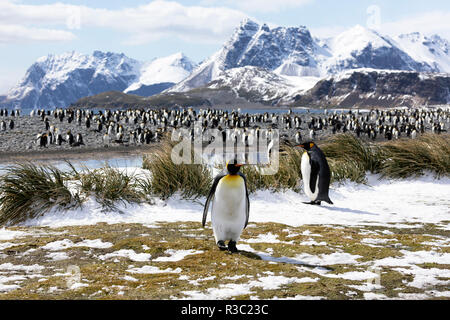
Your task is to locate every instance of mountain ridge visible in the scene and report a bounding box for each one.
[1,51,196,110]
[2,19,450,110]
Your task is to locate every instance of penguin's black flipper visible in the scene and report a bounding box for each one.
[239,172,250,229]
[310,147,333,205]
[309,157,320,194]
[202,173,225,227]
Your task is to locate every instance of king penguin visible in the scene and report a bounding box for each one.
[297,142,333,206]
[202,160,250,253]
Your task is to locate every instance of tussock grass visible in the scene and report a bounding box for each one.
[1,133,448,226]
[0,162,80,225]
[69,164,147,209]
[242,145,302,193]
[380,134,450,179]
[319,133,450,180]
[142,138,212,199]
[321,134,384,173]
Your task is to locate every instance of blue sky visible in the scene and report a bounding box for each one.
[1,0,450,93]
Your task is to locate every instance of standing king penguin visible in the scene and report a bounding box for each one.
[202,161,250,253]
[297,142,333,206]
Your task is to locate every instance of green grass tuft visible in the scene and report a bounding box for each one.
[321,134,384,174]
[69,165,147,210]
[142,138,213,200]
[242,144,302,193]
[380,134,450,179]
[0,162,81,225]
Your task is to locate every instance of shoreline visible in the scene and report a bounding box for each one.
[0,145,155,164]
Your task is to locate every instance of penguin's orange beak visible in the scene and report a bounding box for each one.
[296,144,305,148]
[235,164,244,167]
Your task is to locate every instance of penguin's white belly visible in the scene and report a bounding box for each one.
[301,152,319,201]
[211,176,246,242]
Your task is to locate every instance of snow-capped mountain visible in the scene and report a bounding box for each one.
[321,25,435,74]
[4,51,141,109]
[1,51,195,109]
[394,32,450,74]
[169,19,450,98]
[170,18,325,92]
[124,52,195,96]
[206,66,294,104]
[3,18,450,110]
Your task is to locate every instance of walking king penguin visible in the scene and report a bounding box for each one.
[202,160,250,253]
[296,142,333,206]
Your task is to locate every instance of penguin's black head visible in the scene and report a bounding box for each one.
[296,141,316,151]
[226,160,243,175]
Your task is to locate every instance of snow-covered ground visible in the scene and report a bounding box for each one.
[0,172,449,300]
[23,173,450,230]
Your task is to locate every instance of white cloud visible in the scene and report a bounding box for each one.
[89,1,249,45]
[0,0,77,43]
[309,11,450,41]
[0,23,75,44]
[201,0,313,13]
[380,11,450,39]
[0,0,249,45]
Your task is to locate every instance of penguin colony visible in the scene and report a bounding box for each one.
[0,106,448,153]
[1,106,449,253]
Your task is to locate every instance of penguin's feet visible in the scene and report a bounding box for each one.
[303,201,322,206]
[227,241,239,253]
[217,240,228,251]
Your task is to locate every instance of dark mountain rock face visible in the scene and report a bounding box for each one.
[222,19,260,69]
[292,71,450,107]
[231,24,318,70]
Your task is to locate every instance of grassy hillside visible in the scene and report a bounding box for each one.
[0,221,448,299]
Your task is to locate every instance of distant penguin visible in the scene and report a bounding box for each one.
[103,133,111,146]
[72,133,84,147]
[296,142,333,206]
[47,131,54,145]
[56,132,64,145]
[115,132,124,143]
[202,160,250,253]
[309,129,315,140]
[37,133,48,148]
[295,131,302,144]
[66,131,74,145]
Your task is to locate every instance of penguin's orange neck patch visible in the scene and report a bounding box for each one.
[222,174,243,188]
